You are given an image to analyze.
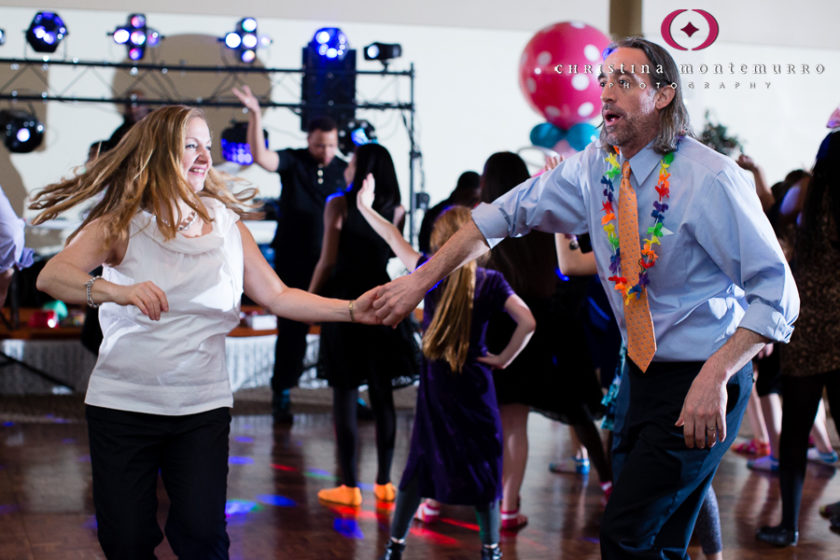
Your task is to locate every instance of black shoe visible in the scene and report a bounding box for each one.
[379,539,405,560]
[756,525,798,547]
[481,545,502,559]
[272,390,293,424]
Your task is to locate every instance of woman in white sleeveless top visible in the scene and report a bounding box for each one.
[30,106,377,560]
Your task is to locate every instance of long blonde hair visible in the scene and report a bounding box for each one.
[29,105,256,245]
[421,206,476,373]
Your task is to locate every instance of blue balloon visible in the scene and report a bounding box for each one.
[529,122,565,149]
[566,122,599,151]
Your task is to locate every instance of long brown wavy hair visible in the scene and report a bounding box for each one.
[421,206,477,373]
[29,105,256,245]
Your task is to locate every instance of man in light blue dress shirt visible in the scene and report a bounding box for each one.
[371,38,799,559]
[1,186,33,308]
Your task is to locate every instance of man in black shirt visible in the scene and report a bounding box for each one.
[234,85,347,422]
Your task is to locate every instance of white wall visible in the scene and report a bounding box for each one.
[642,0,840,183]
[0,2,609,233]
[1,0,838,242]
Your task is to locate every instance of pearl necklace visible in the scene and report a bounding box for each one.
[177,210,198,232]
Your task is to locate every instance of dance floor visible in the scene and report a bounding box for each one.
[1,394,839,559]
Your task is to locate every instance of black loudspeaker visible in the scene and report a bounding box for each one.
[300,45,356,132]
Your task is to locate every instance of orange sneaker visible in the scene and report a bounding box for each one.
[374,482,397,502]
[318,485,362,506]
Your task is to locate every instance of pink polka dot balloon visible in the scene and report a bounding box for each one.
[518,21,611,130]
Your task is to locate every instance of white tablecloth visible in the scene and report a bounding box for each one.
[1,334,326,395]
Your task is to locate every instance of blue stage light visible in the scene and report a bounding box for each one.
[221,121,269,165]
[0,109,45,153]
[337,119,377,155]
[26,12,68,54]
[310,27,349,61]
[221,18,265,65]
[111,14,159,61]
[112,28,130,45]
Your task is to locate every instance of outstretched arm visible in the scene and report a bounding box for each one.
[373,218,490,326]
[232,85,280,172]
[240,222,377,324]
[476,293,536,369]
[356,173,421,271]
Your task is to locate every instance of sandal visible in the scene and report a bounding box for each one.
[501,508,528,531]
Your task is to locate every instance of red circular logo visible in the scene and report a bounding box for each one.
[661,9,719,51]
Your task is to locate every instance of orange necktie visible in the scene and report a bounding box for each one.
[618,160,657,371]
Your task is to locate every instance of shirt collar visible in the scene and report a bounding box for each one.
[622,141,661,186]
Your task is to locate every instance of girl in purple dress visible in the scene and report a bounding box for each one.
[356,175,535,560]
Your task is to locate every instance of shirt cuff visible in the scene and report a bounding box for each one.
[471,203,510,249]
[739,301,796,343]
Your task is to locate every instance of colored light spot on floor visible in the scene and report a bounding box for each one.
[333,517,364,539]
[83,515,98,530]
[256,494,296,507]
[234,436,254,443]
[62,438,76,444]
[270,463,297,472]
[358,482,373,491]
[440,517,480,531]
[304,468,337,480]
[229,456,254,465]
[0,504,19,515]
[409,526,460,546]
[2,421,14,427]
[225,499,259,517]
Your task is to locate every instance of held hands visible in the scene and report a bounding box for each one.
[675,364,728,449]
[115,281,169,321]
[231,85,260,113]
[350,288,382,325]
[373,275,424,327]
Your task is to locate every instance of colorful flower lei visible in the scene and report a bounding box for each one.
[600,147,674,303]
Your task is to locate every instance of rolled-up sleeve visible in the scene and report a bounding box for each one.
[471,153,591,248]
[693,169,799,343]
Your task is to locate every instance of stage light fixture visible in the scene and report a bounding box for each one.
[363,42,402,64]
[25,12,68,54]
[301,27,356,131]
[110,13,160,61]
[221,18,265,64]
[220,121,269,165]
[0,109,45,153]
[338,119,376,155]
[311,27,349,61]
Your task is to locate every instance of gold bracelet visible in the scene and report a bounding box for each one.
[348,299,356,323]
